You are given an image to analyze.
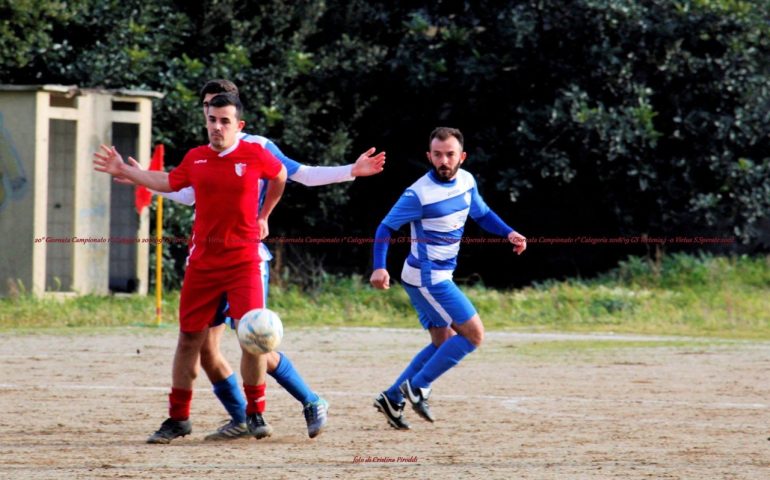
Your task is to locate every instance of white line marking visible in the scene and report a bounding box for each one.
[1,384,766,411]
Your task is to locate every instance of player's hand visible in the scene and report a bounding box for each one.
[370,268,390,290]
[258,217,269,240]
[509,231,527,255]
[93,145,126,177]
[113,157,142,185]
[351,147,386,177]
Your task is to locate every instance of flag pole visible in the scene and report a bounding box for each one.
[155,195,163,325]
[137,144,165,326]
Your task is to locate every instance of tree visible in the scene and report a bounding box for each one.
[2,0,768,287]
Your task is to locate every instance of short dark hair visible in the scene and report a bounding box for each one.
[199,79,239,102]
[208,93,243,120]
[429,127,464,149]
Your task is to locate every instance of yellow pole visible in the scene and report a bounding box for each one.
[155,195,163,325]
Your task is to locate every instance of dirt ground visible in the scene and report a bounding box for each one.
[0,327,769,479]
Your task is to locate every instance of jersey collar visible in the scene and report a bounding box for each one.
[428,169,458,186]
[210,138,240,157]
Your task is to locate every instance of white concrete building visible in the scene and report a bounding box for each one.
[0,84,162,296]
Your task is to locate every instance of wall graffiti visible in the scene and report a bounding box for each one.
[0,111,29,212]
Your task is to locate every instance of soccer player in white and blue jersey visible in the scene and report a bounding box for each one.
[146,79,385,442]
[371,127,526,429]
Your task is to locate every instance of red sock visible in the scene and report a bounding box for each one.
[169,387,193,421]
[244,383,266,414]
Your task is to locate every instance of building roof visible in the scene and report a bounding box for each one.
[0,84,164,99]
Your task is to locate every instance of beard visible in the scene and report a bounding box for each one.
[433,163,460,182]
[209,134,225,150]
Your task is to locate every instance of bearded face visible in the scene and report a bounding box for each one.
[427,135,466,182]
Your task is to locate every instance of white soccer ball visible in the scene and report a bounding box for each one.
[236,308,283,354]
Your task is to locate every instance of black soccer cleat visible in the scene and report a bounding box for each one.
[373,392,411,430]
[247,412,273,439]
[146,418,192,444]
[399,379,435,423]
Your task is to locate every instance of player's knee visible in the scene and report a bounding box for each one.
[455,313,483,346]
[467,329,484,347]
[466,319,484,347]
[201,342,220,371]
[430,327,454,347]
[266,351,281,372]
[199,349,219,372]
[177,359,200,383]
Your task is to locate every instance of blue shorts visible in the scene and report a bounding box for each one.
[402,280,477,329]
[212,259,270,327]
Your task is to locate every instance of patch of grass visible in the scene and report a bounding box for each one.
[0,292,181,330]
[1,254,769,340]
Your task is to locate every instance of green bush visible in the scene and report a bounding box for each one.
[2,254,768,340]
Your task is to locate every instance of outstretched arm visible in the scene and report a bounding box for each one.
[289,164,355,186]
[156,187,196,206]
[350,147,386,177]
[113,157,196,205]
[278,146,386,187]
[93,145,172,192]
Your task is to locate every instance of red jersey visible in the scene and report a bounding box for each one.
[168,139,282,270]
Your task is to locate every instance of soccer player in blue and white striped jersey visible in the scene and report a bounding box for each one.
[371,127,526,429]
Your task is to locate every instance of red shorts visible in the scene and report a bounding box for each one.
[178,262,264,332]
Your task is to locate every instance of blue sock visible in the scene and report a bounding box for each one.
[269,352,319,406]
[212,373,247,424]
[411,335,477,389]
[385,343,438,404]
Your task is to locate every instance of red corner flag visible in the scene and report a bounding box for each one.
[135,144,165,214]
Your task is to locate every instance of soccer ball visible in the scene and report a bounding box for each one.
[236,308,283,354]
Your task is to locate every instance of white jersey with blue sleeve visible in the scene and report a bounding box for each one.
[239,132,354,186]
[157,132,357,261]
[381,169,491,287]
[239,132,356,261]
[157,132,355,206]
[239,132,303,177]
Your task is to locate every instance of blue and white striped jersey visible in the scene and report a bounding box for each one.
[381,169,492,287]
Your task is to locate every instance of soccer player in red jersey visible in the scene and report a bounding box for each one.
[94,93,287,443]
